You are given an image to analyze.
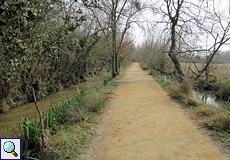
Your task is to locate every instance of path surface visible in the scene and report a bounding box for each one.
[78,63,226,160]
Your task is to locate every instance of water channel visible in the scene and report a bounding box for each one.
[0,72,111,138]
[1,73,224,138]
[163,75,222,108]
[194,90,222,107]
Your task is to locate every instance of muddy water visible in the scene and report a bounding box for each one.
[0,73,110,138]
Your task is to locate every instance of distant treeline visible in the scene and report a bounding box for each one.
[180,51,230,64]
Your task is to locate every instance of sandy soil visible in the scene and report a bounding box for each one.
[78,63,227,160]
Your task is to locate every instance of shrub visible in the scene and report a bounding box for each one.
[9,91,22,107]
[106,68,112,72]
[140,64,148,70]
[215,79,230,102]
[150,70,160,77]
[104,73,113,84]
[79,90,106,113]
[41,84,59,99]
[203,110,230,131]
[169,80,200,107]
[194,105,217,117]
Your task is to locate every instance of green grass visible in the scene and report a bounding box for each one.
[118,65,131,79]
[18,65,130,160]
[153,76,171,88]
[38,123,90,159]
[104,72,113,84]
[18,87,106,159]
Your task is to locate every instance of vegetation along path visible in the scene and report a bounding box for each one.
[78,63,227,160]
[0,72,110,138]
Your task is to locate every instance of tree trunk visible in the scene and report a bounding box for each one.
[168,52,185,81]
[112,55,116,77]
[32,89,45,148]
[168,19,185,81]
[115,52,119,75]
[111,0,118,77]
[165,0,185,82]
[119,59,121,70]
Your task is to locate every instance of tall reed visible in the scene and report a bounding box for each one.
[18,86,106,159]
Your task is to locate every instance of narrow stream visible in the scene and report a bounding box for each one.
[194,90,221,108]
[163,75,222,108]
[0,72,111,138]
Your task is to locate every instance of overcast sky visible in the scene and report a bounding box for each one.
[132,0,230,51]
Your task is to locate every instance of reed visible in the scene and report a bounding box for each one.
[18,86,106,159]
[104,72,113,84]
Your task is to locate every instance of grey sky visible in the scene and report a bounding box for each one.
[132,0,230,51]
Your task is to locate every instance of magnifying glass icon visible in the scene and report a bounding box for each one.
[3,141,18,157]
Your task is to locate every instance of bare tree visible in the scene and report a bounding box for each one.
[164,0,186,81]
[87,0,143,77]
[149,0,230,81]
[188,2,230,80]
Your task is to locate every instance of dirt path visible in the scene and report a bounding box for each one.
[78,63,227,160]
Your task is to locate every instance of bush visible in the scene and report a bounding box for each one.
[169,80,200,107]
[202,109,230,131]
[40,84,60,99]
[106,68,112,72]
[215,79,230,102]
[79,90,106,113]
[8,91,22,107]
[150,70,161,77]
[140,64,148,70]
[104,73,113,84]
[71,78,82,85]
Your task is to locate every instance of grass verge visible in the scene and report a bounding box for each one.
[146,68,230,154]
[18,65,130,160]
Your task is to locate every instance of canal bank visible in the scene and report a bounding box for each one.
[0,72,111,138]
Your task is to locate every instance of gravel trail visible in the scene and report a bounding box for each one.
[78,63,226,160]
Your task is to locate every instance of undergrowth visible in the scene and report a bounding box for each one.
[104,72,113,84]
[18,87,106,159]
[169,80,201,107]
[17,66,129,160]
[140,64,148,70]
